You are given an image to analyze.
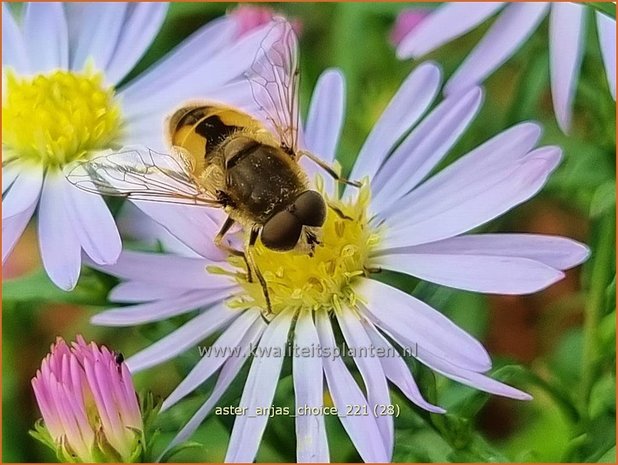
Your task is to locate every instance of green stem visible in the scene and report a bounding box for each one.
[580,214,615,413]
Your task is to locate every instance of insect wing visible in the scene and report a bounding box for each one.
[247,19,302,154]
[65,147,221,207]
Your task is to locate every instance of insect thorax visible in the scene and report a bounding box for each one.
[224,139,307,224]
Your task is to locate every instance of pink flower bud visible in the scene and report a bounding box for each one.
[31,336,143,462]
[230,4,303,38]
[390,9,429,47]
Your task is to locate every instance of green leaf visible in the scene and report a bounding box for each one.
[442,291,488,339]
[140,391,162,461]
[393,428,451,462]
[605,278,616,312]
[506,46,548,124]
[590,181,616,218]
[507,362,580,424]
[580,415,617,462]
[2,269,111,306]
[597,445,616,463]
[549,328,584,384]
[588,373,616,419]
[28,420,57,457]
[581,213,616,412]
[158,441,204,463]
[588,2,616,19]
[448,436,511,463]
[598,310,616,357]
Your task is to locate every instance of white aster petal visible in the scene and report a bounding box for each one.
[122,80,258,152]
[3,166,43,221]
[164,23,272,94]
[115,202,200,257]
[161,310,259,410]
[363,321,445,414]
[337,310,393,457]
[109,281,187,303]
[161,319,265,460]
[294,312,329,463]
[64,183,121,265]
[118,16,235,110]
[103,3,168,84]
[397,2,505,59]
[428,121,542,176]
[3,201,37,264]
[225,311,293,463]
[91,288,233,327]
[23,2,68,72]
[358,278,491,372]
[302,69,346,193]
[161,310,260,410]
[38,173,81,290]
[63,2,86,52]
[2,164,21,195]
[304,69,346,164]
[373,121,541,222]
[374,251,564,295]
[67,2,128,72]
[416,346,532,400]
[120,21,272,124]
[348,62,441,184]
[445,3,550,95]
[3,4,30,73]
[384,234,589,270]
[316,312,389,463]
[383,146,561,249]
[118,116,168,153]
[187,78,260,113]
[126,303,242,373]
[92,250,229,289]
[597,12,616,100]
[549,3,587,133]
[372,86,483,212]
[134,202,226,261]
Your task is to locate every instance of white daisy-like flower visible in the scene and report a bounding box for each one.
[89,63,588,462]
[2,2,270,289]
[396,2,616,133]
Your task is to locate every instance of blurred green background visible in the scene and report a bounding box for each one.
[3,2,615,462]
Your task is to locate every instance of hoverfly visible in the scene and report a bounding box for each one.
[67,20,359,318]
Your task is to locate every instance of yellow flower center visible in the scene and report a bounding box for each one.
[2,69,122,169]
[214,183,381,315]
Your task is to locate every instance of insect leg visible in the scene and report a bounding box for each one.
[299,150,361,188]
[247,225,273,322]
[214,215,253,282]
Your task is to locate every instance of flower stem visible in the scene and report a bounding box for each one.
[580,214,615,413]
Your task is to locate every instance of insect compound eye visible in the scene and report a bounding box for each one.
[261,210,303,251]
[291,190,326,227]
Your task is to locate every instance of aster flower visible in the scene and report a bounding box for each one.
[2,2,271,289]
[395,2,616,133]
[89,62,588,462]
[31,336,143,462]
